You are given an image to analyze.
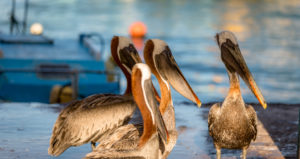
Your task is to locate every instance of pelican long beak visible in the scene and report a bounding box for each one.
[132,63,169,148]
[216,31,267,109]
[144,39,201,107]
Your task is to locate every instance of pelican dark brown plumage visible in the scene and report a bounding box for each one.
[208,31,267,159]
[85,63,168,159]
[48,36,142,156]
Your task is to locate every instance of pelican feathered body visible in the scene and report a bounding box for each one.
[208,31,267,159]
[85,63,168,159]
[48,36,142,156]
[144,39,201,158]
[85,39,201,159]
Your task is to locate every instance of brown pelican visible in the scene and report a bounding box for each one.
[48,36,143,156]
[208,31,267,159]
[144,39,201,158]
[85,63,168,159]
[85,39,201,159]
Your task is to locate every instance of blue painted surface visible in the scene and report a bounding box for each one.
[0,39,94,60]
[0,40,120,102]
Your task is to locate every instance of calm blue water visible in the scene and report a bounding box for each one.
[1,0,300,104]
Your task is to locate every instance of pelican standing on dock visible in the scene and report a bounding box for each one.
[48,36,142,156]
[85,39,201,159]
[85,63,168,159]
[208,31,267,159]
[144,39,201,158]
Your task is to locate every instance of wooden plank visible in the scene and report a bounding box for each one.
[247,120,285,159]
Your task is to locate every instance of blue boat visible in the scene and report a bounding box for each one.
[0,33,120,103]
[0,0,120,103]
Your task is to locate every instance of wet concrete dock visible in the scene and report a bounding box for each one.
[0,102,292,158]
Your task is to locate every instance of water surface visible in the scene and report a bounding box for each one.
[0,0,299,103]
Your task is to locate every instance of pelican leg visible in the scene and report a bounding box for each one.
[215,145,221,159]
[241,147,247,159]
[91,141,96,150]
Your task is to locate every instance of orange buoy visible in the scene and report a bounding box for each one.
[129,22,147,38]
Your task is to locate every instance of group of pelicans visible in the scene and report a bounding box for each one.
[48,31,267,159]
